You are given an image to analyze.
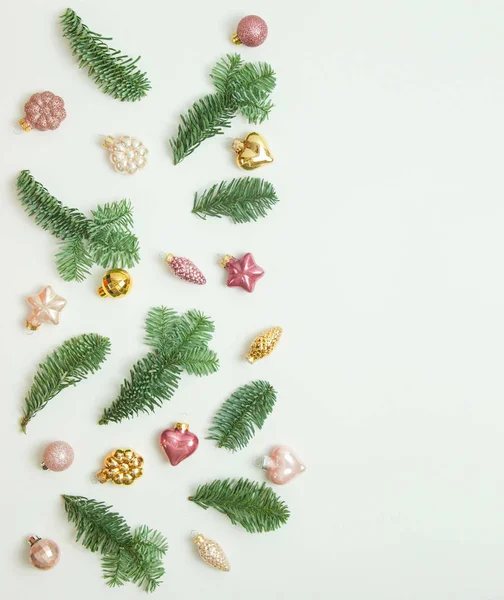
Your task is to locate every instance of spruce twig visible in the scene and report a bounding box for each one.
[63,496,168,593]
[207,381,277,451]
[60,8,151,102]
[188,478,290,533]
[21,334,111,432]
[192,177,278,223]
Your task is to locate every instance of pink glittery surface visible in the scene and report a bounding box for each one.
[167,256,206,285]
[24,91,66,131]
[42,441,74,472]
[237,15,268,47]
[160,427,199,466]
[225,253,264,292]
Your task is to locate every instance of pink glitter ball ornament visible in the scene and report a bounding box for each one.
[41,441,74,472]
[20,91,66,132]
[232,15,268,47]
[164,254,206,285]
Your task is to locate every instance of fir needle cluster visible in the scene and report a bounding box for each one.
[62,496,168,593]
[99,307,219,425]
[189,478,290,533]
[21,334,111,432]
[170,54,276,164]
[60,8,151,102]
[16,170,140,281]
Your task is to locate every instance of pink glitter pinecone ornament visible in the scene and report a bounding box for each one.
[232,15,268,47]
[164,254,206,285]
[20,91,66,132]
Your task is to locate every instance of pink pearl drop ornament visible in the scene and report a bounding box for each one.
[262,445,306,485]
[232,15,268,47]
[28,536,60,570]
[20,91,66,132]
[164,254,206,285]
[42,441,74,472]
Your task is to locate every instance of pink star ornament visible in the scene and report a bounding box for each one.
[221,253,265,293]
[26,285,67,331]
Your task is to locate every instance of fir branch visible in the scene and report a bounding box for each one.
[21,334,111,432]
[60,8,151,102]
[192,177,279,223]
[207,381,277,451]
[63,496,168,593]
[238,95,275,124]
[188,478,290,533]
[232,62,276,101]
[16,171,141,281]
[99,308,218,425]
[210,54,244,93]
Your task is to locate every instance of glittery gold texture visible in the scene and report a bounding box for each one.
[245,326,282,363]
[97,448,144,485]
[193,533,230,572]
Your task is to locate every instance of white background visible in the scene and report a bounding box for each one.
[1,1,504,598]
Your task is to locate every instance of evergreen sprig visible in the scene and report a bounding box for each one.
[21,334,111,432]
[99,307,219,425]
[188,478,290,533]
[63,496,168,593]
[170,54,276,164]
[192,177,279,223]
[17,170,140,281]
[60,8,151,102]
[207,381,277,451]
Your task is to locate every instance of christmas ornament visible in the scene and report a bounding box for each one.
[189,478,290,533]
[28,535,60,570]
[19,91,66,132]
[208,381,276,451]
[193,177,278,223]
[17,171,140,282]
[41,441,74,472]
[232,132,274,170]
[164,254,206,285]
[232,15,268,47]
[245,327,282,363]
[60,9,151,102]
[63,495,168,592]
[96,448,144,485]
[99,307,219,425]
[170,54,275,164]
[261,446,306,485]
[221,253,264,292]
[160,422,199,466]
[103,136,148,174]
[21,334,110,432]
[98,269,133,298]
[25,285,67,331]
[192,532,230,572]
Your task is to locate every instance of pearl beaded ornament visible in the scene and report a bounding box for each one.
[103,135,148,174]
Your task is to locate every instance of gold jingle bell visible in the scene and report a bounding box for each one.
[98,269,132,298]
[232,132,274,171]
[96,448,144,485]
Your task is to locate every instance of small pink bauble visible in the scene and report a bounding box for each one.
[233,15,268,47]
[262,445,305,485]
[28,536,60,570]
[20,91,66,132]
[160,423,199,466]
[42,441,74,472]
[164,254,206,285]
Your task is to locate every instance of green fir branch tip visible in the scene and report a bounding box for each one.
[170,54,276,164]
[60,8,151,102]
[62,496,168,593]
[207,381,277,451]
[21,334,110,432]
[188,478,290,533]
[16,170,140,281]
[99,307,219,425]
[192,177,278,223]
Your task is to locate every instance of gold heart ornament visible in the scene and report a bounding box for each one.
[232,132,274,170]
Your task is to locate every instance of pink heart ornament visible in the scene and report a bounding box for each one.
[160,423,199,466]
[265,445,306,485]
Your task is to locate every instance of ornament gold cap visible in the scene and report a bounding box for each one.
[28,535,41,547]
[174,422,190,432]
[25,319,40,331]
[220,254,233,268]
[103,136,115,149]
[41,462,49,471]
[164,253,174,264]
[19,118,32,132]
[231,138,245,154]
[231,33,242,45]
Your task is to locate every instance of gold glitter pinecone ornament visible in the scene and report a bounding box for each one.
[193,533,230,572]
[96,448,144,485]
[245,326,283,363]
